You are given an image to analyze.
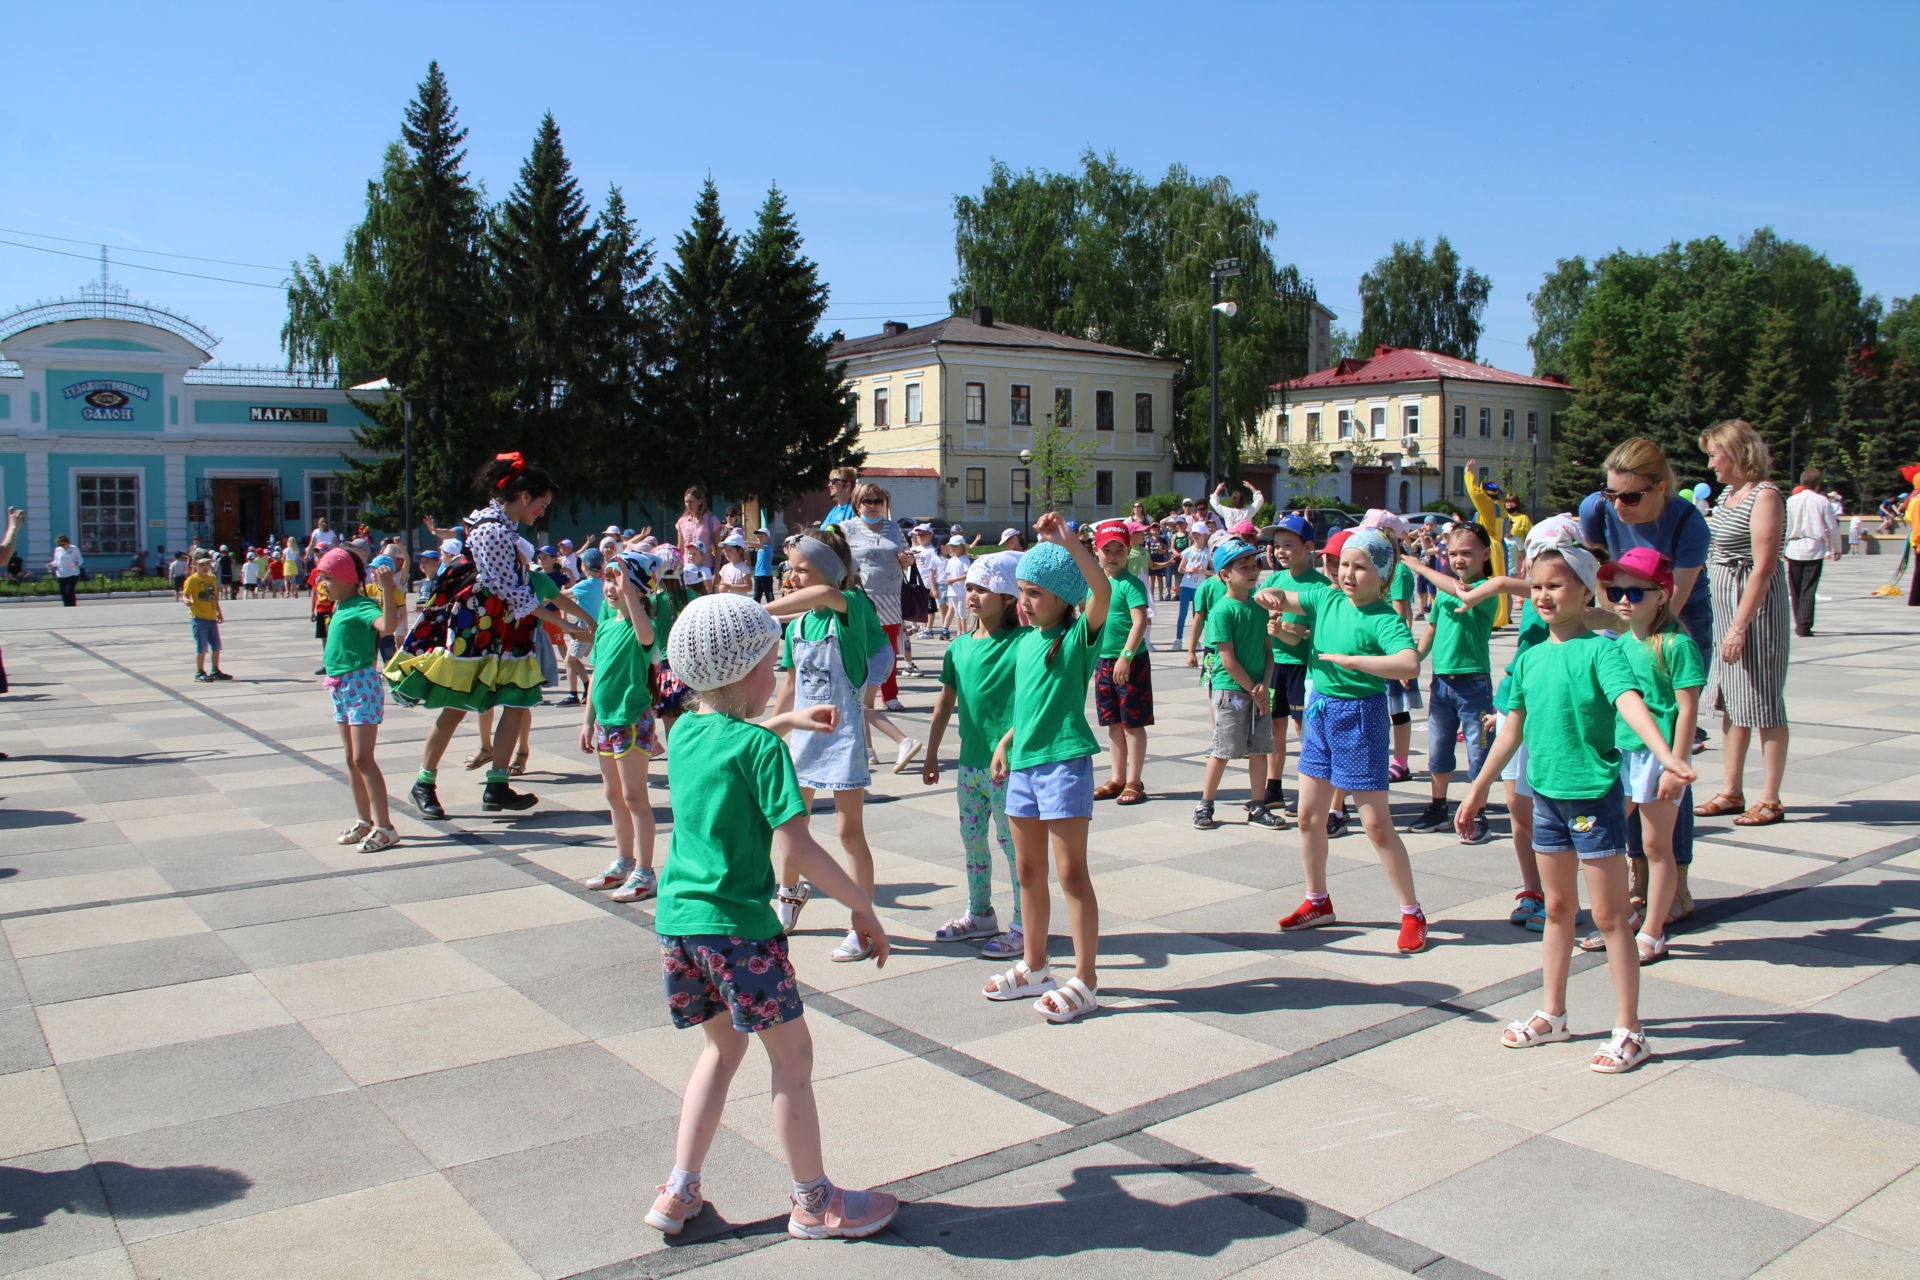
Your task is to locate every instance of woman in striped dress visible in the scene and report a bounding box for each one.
[1694,420,1790,827]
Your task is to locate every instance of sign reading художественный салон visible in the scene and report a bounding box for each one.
[63,377,150,421]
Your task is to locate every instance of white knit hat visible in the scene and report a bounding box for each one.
[965,551,1020,596]
[665,593,783,691]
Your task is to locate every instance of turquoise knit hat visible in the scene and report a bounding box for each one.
[1014,541,1087,605]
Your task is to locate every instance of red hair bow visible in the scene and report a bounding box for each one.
[495,452,526,489]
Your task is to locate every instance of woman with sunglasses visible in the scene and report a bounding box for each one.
[822,466,859,528]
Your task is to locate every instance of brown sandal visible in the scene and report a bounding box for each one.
[1732,800,1785,827]
[1093,779,1126,801]
[1116,784,1148,805]
[1694,791,1746,817]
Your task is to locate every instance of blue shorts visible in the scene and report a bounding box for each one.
[1496,712,1534,799]
[1385,678,1421,720]
[1620,748,1665,805]
[660,934,803,1033]
[191,617,221,654]
[1298,691,1390,792]
[1531,783,1629,859]
[326,665,386,726]
[1005,756,1095,821]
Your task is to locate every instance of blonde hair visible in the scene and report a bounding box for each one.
[828,466,859,487]
[1603,436,1676,496]
[1699,418,1772,482]
[852,481,891,509]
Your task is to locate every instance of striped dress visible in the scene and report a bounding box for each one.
[1706,481,1789,728]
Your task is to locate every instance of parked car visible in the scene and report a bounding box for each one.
[1291,507,1360,544]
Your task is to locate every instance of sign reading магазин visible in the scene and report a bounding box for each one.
[64,378,150,421]
[50,370,163,430]
[249,406,328,423]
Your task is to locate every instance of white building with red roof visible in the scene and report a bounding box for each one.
[1262,346,1572,515]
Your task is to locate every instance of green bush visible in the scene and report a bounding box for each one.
[1421,499,1466,517]
[1140,492,1189,521]
[0,575,173,598]
[1252,503,1275,528]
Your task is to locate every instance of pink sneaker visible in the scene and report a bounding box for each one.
[644,1184,702,1235]
[787,1185,899,1240]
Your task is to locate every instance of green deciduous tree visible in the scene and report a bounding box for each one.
[950,151,1318,472]
[1527,256,1593,377]
[1356,235,1491,361]
[1031,405,1097,512]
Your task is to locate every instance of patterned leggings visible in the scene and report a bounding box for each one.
[957,764,1021,928]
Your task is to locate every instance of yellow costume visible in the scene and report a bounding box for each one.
[1465,471,1510,627]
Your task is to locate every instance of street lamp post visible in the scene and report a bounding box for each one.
[1208,258,1244,496]
[346,378,414,566]
[1018,448,1033,541]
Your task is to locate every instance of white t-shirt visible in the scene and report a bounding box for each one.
[942,553,971,593]
[1179,545,1207,589]
[1850,516,1864,540]
[310,527,339,550]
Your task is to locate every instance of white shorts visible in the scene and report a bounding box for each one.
[1620,748,1664,805]
[1496,712,1534,798]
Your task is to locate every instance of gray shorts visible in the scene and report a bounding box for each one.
[1209,686,1275,759]
[566,637,592,663]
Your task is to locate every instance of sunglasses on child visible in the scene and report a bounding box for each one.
[1605,585,1658,603]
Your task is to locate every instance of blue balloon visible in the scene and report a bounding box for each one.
[1693,482,1712,500]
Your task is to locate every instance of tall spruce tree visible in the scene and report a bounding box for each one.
[733,185,861,516]
[656,179,745,499]
[1881,353,1920,475]
[489,113,602,513]
[581,186,667,521]
[1548,335,1630,511]
[1743,307,1803,473]
[1655,317,1735,461]
[282,62,502,524]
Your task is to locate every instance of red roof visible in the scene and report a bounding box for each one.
[1276,346,1571,392]
[860,466,938,478]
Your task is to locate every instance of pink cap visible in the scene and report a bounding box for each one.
[1230,520,1257,538]
[310,547,361,585]
[1598,547,1675,594]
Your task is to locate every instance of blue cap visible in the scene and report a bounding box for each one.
[1266,514,1314,544]
[1212,539,1257,574]
[538,544,557,556]
[418,549,441,561]
[369,554,396,570]
[1014,541,1088,605]
[1065,521,1081,532]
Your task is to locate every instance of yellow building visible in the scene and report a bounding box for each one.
[1262,346,1572,514]
[829,307,1180,526]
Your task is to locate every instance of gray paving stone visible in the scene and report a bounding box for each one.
[451,915,649,985]
[0,818,135,857]
[515,960,677,1039]
[216,906,436,969]
[90,1090,431,1241]
[350,858,542,905]
[1712,874,1920,964]
[0,955,24,1011]
[1144,954,1458,1055]
[366,1042,679,1167]
[0,1002,53,1075]
[1368,1136,1814,1280]
[17,932,245,1005]
[188,877,385,930]
[0,1144,123,1270]
[134,827,299,863]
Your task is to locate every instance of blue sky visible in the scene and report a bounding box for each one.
[5,1,1916,369]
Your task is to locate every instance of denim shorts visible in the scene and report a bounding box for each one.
[326,665,386,726]
[660,933,803,1033]
[1005,756,1095,821]
[191,617,221,654]
[1531,783,1629,859]
[1385,678,1421,721]
[1297,692,1390,791]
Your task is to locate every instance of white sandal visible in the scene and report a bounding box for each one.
[1501,1009,1571,1048]
[829,930,874,963]
[983,961,1054,1002]
[335,819,374,846]
[1590,1027,1650,1074]
[1035,977,1100,1024]
[1636,932,1668,964]
[357,826,399,854]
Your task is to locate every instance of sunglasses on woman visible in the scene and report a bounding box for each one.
[859,497,884,506]
[1605,585,1656,603]
[1603,486,1651,507]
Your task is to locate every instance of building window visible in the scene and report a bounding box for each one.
[309,475,360,533]
[1452,405,1466,436]
[873,386,890,427]
[1054,387,1073,424]
[1451,464,1466,496]
[1502,408,1515,438]
[1307,411,1321,440]
[1399,480,1411,508]
[1479,465,1492,488]
[1095,390,1115,431]
[905,382,923,424]
[1527,410,1539,440]
[1478,407,1491,437]
[965,381,985,424]
[76,473,140,555]
[1010,384,1031,425]
[1337,409,1354,439]
[845,394,859,427]
[1370,406,1387,439]
[1402,404,1420,437]
[965,467,986,504]
[1095,470,1114,506]
[1011,467,1030,503]
[1135,469,1153,499]
[1134,392,1153,432]
[1278,412,1291,442]
[1550,412,1563,440]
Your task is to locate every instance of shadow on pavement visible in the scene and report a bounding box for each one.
[0,1160,253,1233]
[1646,1011,1919,1074]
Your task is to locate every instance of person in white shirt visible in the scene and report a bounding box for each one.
[1210,481,1257,530]
[1784,466,1840,637]
[1847,513,1865,556]
[49,535,83,607]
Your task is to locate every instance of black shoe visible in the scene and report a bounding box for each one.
[1406,799,1450,834]
[211,669,233,680]
[1326,809,1350,838]
[1192,802,1219,830]
[411,781,447,820]
[556,693,581,707]
[314,666,327,676]
[1461,812,1492,844]
[1246,803,1288,830]
[482,781,538,812]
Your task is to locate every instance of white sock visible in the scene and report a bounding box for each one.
[792,1172,832,1210]
[1401,902,1424,917]
[1306,893,1330,906]
[668,1167,699,1196]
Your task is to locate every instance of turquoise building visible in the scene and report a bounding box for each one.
[0,284,382,573]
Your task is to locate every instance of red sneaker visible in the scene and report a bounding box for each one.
[1278,898,1336,931]
[1397,911,1429,954]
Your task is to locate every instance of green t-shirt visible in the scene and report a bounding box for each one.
[1292,580,1415,700]
[590,601,654,728]
[939,625,1028,770]
[324,595,383,675]
[1097,572,1150,659]
[1494,599,1548,712]
[530,571,560,602]
[1260,566,1328,665]
[1390,560,1415,604]
[1430,579,1498,675]
[1509,631,1641,799]
[1192,573,1227,626]
[1126,544,1149,580]
[1612,629,1706,753]
[656,712,807,939]
[1007,614,1101,771]
[1205,593,1271,691]
[781,588,882,687]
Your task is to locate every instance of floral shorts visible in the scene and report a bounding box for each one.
[325,666,386,726]
[594,713,662,758]
[660,934,803,1032]
[654,663,692,718]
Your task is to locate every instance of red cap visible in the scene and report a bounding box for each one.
[1322,529,1352,561]
[1093,521,1132,550]
[1598,547,1674,594]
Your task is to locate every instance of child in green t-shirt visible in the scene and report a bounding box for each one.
[647,592,897,1241]
[1255,528,1427,954]
[1457,547,1695,1075]
[1256,515,1325,816]
[982,514,1111,1024]
[314,547,403,854]
[1196,539,1285,831]
[1402,524,1499,840]
[578,551,664,905]
[1092,523,1154,804]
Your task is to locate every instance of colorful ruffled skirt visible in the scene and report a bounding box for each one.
[386,585,543,712]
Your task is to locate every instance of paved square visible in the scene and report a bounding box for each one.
[1,558,1916,1278]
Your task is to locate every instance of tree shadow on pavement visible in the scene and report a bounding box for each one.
[0,1160,253,1233]
[1644,1010,1920,1075]
[1682,877,1920,965]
